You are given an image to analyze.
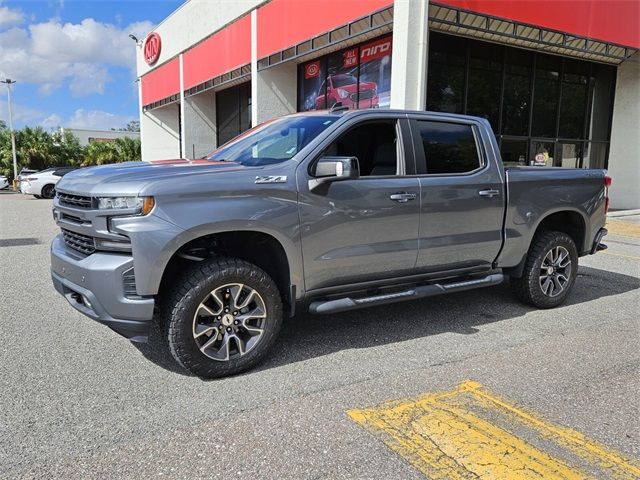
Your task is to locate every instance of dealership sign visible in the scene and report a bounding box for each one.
[144,33,162,65]
[305,60,320,79]
[361,36,392,63]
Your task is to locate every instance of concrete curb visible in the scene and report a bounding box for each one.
[607,209,640,218]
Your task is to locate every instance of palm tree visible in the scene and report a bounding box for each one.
[114,137,141,162]
[18,126,54,171]
[51,130,84,167]
[84,141,120,166]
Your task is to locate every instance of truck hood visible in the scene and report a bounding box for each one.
[57,159,257,196]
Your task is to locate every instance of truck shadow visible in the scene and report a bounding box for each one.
[133,265,639,377]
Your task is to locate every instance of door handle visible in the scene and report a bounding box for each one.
[390,192,417,203]
[478,189,500,198]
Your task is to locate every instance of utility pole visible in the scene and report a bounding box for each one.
[1,79,18,190]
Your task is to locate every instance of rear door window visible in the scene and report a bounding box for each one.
[417,121,482,174]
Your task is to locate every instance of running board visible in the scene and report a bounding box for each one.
[308,273,504,315]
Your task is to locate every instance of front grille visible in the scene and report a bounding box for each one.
[58,192,92,209]
[122,268,139,298]
[357,89,376,101]
[62,228,95,255]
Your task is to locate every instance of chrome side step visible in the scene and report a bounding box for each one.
[308,273,504,314]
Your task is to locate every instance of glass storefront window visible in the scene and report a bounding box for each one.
[297,35,392,112]
[426,32,616,170]
[501,139,528,167]
[426,34,466,114]
[559,59,589,139]
[530,140,555,166]
[583,142,608,169]
[466,42,503,131]
[589,64,616,141]
[556,141,585,168]
[502,49,532,136]
[532,54,561,138]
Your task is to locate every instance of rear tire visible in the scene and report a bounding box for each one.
[510,231,578,309]
[163,257,283,378]
[41,184,55,199]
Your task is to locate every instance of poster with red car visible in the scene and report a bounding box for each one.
[297,34,392,112]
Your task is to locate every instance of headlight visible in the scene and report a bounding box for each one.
[337,88,349,99]
[96,196,155,215]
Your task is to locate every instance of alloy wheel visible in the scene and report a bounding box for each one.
[192,283,266,361]
[539,246,572,298]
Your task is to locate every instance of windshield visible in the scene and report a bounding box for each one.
[208,115,339,166]
[331,75,357,87]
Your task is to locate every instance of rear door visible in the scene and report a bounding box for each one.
[297,115,420,291]
[410,116,504,272]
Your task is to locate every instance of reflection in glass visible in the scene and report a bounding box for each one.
[427,34,466,113]
[466,42,503,131]
[502,49,532,136]
[559,59,588,138]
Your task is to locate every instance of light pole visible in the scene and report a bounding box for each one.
[1,79,18,189]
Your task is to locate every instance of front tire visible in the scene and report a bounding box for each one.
[164,257,283,378]
[510,231,578,308]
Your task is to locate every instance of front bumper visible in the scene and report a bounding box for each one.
[50,234,154,342]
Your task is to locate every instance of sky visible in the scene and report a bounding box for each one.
[0,0,181,130]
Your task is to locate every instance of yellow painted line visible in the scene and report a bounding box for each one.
[600,250,640,261]
[348,381,640,480]
[606,220,640,239]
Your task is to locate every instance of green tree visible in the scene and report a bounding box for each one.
[0,119,6,130]
[83,141,120,166]
[51,130,84,167]
[114,136,141,162]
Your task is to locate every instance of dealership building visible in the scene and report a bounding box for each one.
[136,0,639,208]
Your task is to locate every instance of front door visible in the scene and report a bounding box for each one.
[297,118,420,291]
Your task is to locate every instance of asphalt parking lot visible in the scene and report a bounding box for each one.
[1,191,639,479]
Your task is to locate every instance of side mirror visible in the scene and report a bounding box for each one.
[309,156,359,191]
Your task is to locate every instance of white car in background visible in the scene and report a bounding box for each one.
[0,175,9,190]
[20,167,77,199]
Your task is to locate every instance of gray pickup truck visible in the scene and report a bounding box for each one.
[51,109,610,378]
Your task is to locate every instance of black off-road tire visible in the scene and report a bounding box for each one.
[163,257,283,379]
[41,184,55,199]
[510,231,579,309]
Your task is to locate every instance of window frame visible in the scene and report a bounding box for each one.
[408,116,488,177]
[306,116,416,179]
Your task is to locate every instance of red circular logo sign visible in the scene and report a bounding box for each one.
[144,33,162,65]
[305,61,320,79]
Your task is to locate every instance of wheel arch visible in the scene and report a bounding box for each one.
[504,208,588,278]
[158,229,297,316]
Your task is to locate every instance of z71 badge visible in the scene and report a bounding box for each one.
[255,175,287,184]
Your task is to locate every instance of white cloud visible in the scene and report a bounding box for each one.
[0,17,153,96]
[0,5,24,29]
[41,113,63,129]
[64,109,136,130]
[1,99,135,131]
[0,99,44,125]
